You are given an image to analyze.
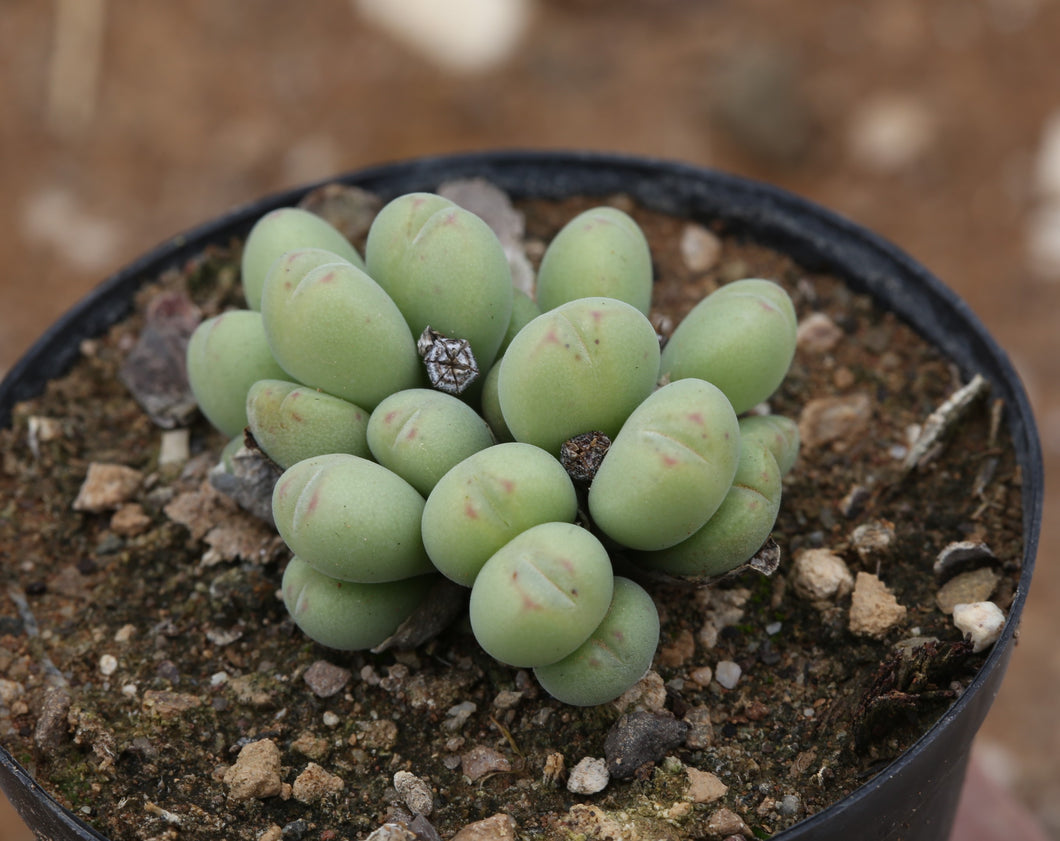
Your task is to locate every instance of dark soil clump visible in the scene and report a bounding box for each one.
[0,192,1024,840]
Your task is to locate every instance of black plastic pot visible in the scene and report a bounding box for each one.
[0,151,1043,841]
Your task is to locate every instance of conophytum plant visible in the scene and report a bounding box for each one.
[186,191,800,707]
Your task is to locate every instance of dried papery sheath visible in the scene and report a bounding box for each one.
[903,373,990,472]
[417,326,479,394]
[560,431,612,483]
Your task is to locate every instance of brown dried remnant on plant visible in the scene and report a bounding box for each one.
[417,326,479,394]
[560,430,611,483]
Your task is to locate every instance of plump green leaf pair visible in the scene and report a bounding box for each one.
[467,522,660,707]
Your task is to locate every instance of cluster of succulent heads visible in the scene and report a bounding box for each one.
[186,191,800,707]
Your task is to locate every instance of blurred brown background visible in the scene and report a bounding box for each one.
[2,1,1058,838]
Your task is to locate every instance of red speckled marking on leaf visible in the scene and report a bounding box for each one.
[306,488,321,514]
[318,270,337,284]
[464,502,479,520]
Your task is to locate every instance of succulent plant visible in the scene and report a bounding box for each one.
[272,453,433,583]
[533,576,660,706]
[187,191,804,708]
[241,207,366,310]
[420,442,578,586]
[534,206,653,315]
[366,387,495,497]
[588,378,741,551]
[246,379,371,469]
[497,296,661,455]
[366,194,514,370]
[468,522,615,668]
[186,310,288,438]
[659,277,797,414]
[282,556,436,651]
[260,260,423,409]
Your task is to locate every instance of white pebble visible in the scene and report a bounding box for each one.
[715,660,742,690]
[765,621,782,635]
[1033,110,1060,200]
[952,601,1006,652]
[159,428,190,466]
[114,623,136,643]
[679,223,722,272]
[791,549,854,602]
[322,711,341,727]
[356,0,530,73]
[210,671,229,687]
[567,756,609,795]
[99,654,118,677]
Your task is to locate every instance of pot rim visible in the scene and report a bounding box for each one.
[0,149,1043,840]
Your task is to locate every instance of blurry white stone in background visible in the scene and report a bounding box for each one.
[1027,111,1060,281]
[1032,112,1060,200]
[847,94,935,174]
[1027,204,1060,281]
[21,186,124,273]
[355,0,532,73]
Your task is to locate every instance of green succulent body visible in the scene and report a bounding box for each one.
[535,207,653,315]
[498,289,542,356]
[189,193,808,707]
[282,556,435,651]
[637,436,782,579]
[469,522,614,668]
[246,379,370,469]
[272,453,432,583]
[478,362,514,443]
[421,442,578,587]
[534,577,660,706]
[659,278,797,414]
[186,310,288,438]
[367,197,514,369]
[589,378,741,551]
[242,207,366,310]
[261,261,422,410]
[738,413,801,475]
[367,388,496,497]
[497,296,661,455]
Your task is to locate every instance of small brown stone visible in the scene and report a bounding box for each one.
[292,762,344,803]
[73,463,143,512]
[109,503,151,536]
[798,393,872,449]
[141,689,203,718]
[393,770,434,816]
[706,807,752,838]
[34,686,72,751]
[303,660,352,698]
[849,572,907,638]
[460,745,511,781]
[450,813,517,841]
[796,312,843,354]
[936,567,1002,614]
[791,549,854,603]
[223,739,283,802]
[687,767,728,803]
[353,718,399,751]
[658,628,696,668]
[291,732,331,761]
